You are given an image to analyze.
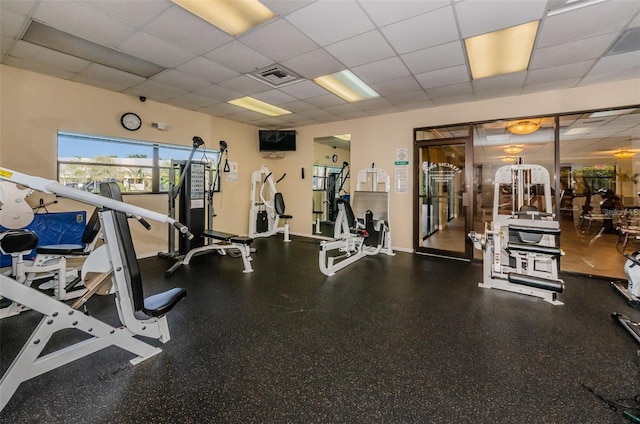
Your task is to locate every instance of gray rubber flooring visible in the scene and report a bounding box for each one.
[1,235,639,423]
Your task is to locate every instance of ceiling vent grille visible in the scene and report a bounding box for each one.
[248,65,303,88]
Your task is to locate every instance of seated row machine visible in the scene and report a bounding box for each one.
[0,167,188,411]
[319,167,394,276]
[468,163,565,305]
[248,165,292,242]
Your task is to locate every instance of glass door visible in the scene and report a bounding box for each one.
[414,132,472,259]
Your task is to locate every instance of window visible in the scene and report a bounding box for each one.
[57,132,218,194]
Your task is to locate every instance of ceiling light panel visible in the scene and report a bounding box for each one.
[171,0,276,36]
[228,96,292,116]
[313,70,380,102]
[21,21,164,78]
[465,21,539,80]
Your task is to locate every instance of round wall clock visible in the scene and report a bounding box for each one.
[120,112,142,131]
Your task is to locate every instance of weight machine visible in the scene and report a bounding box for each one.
[319,167,394,276]
[248,165,292,242]
[163,138,253,276]
[468,163,565,305]
[0,167,188,411]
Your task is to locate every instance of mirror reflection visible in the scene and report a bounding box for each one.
[312,134,351,236]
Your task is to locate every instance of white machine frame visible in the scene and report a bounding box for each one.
[611,252,640,306]
[248,165,291,242]
[0,167,188,411]
[469,164,564,305]
[319,168,394,276]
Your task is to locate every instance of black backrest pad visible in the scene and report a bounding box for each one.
[337,198,356,228]
[99,182,144,312]
[0,229,38,253]
[81,208,101,244]
[275,192,285,215]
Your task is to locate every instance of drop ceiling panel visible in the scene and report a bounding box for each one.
[239,19,318,63]
[280,48,345,80]
[425,82,474,104]
[590,51,640,74]
[352,57,411,85]
[217,75,273,96]
[401,41,466,74]
[74,62,145,90]
[125,79,188,101]
[1,8,27,37]
[197,84,241,102]
[278,80,328,100]
[580,67,640,86]
[1,0,37,15]
[260,0,314,16]
[33,0,136,48]
[324,30,395,68]
[205,41,273,74]
[537,1,640,48]
[9,40,90,73]
[455,0,546,38]
[176,57,238,84]
[304,93,347,108]
[530,33,619,70]
[165,93,216,109]
[359,0,449,27]
[526,60,596,85]
[286,1,374,47]
[143,6,232,55]
[382,6,458,54]
[370,76,422,96]
[4,56,76,80]
[253,89,298,105]
[151,69,212,92]
[522,78,580,94]
[415,65,469,89]
[118,31,195,68]
[79,0,170,29]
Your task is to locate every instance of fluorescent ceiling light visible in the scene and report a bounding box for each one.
[465,21,539,80]
[22,21,164,78]
[547,0,608,17]
[228,96,291,116]
[313,70,379,102]
[589,108,638,118]
[171,0,275,36]
[563,127,592,136]
[333,134,351,141]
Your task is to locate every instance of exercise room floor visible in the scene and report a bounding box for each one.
[1,236,639,423]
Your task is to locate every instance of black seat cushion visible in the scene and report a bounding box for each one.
[142,287,187,317]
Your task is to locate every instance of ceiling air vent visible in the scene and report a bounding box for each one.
[248,65,303,88]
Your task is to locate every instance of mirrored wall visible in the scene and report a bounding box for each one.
[313,135,350,236]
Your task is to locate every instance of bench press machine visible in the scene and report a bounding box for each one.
[319,167,394,276]
[0,167,188,411]
[468,163,565,305]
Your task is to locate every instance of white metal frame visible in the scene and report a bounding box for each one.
[248,165,290,242]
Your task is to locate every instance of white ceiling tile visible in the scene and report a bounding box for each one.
[165,93,216,109]
[281,48,345,80]
[358,0,449,27]
[355,97,394,112]
[370,76,422,96]
[79,0,170,29]
[199,102,238,116]
[176,57,239,84]
[1,8,27,37]
[4,56,76,80]
[126,79,188,101]
[385,89,431,104]
[33,0,136,47]
[526,60,595,85]
[1,35,14,56]
[74,62,146,89]
[523,78,580,94]
[286,1,374,46]
[1,1,37,16]
[205,41,273,74]
[239,19,318,62]
[425,82,473,103]
[382,6,458,54]
[581,67,640,86]
[401,41,466,75]
[530,33,619,70]
[277,100,316,113]
[260,0,315,16]
[324,103,364,115]
[143,6,232,55]
[455,0,546,38]
[473,72,527,98]
[325,30,395,68]
[197,84,242,102]
[590,50,640,74]
[151,69,212,91]
[118,31,195,68]
[253,89,298,105]
[416,65,469,89]
[9,40,90,73]
[278,80,328,99]
[537,0,640,48]
[217,75,273,96]
[304,93,347,108]
[352,57,411,85]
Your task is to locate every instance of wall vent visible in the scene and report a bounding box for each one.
[248,65,303,88]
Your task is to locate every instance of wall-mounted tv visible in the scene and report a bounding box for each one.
[259,129,297,152]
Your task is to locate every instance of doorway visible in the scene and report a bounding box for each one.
[414,130,472,259]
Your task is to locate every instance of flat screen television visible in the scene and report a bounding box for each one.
[259,129,296,152]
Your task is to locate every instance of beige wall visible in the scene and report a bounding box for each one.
[1,64,639,255]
